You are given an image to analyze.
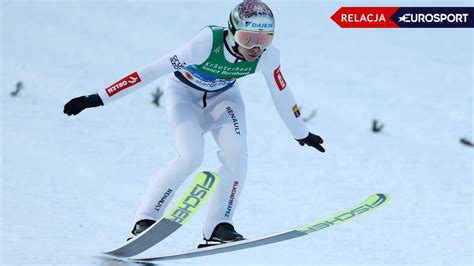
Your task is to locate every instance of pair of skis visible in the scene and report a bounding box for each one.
[103,171,390,262]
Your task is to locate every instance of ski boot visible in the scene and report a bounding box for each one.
[126,219,155,241]
[197,223,245,248]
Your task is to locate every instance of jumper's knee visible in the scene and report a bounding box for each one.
[218,145,247,175]
[178,152,204,174]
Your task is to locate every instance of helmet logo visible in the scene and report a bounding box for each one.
[245,21,273,29]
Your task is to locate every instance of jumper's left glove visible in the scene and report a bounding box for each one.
[296,132,325,153]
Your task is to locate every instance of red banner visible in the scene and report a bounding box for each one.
[331,7,400,28]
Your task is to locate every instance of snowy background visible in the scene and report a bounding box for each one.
[1,0,472,265]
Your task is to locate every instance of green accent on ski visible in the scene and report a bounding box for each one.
[193,25,259,79]
[164,172,219,225]
[297,194,390,235]
[133,193,390,261]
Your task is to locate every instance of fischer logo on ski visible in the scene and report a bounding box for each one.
[103,171,219,258]
[298,194,389,234]
[133,193,390,262]
[166,172,217,224]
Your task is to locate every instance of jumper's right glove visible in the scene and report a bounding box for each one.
[63,94,103,116]
[296,132,325,153]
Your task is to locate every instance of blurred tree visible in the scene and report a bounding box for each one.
[151,86,164,107]
[372,119,384,133]
[460,138,473,147]
[11,81,23,96]
[303,109,317,123]
[299,105,317,123]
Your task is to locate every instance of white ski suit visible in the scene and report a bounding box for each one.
[96,26,309,239]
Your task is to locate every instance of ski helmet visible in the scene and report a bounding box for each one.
[228,0,275,49]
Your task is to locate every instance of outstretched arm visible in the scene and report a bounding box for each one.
[260,46,325,152]
[64,27,213,116]
[63,49,188,116]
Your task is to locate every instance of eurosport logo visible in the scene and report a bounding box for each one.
[331,7,474,28]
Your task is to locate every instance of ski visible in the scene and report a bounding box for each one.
[133,193,389,261]
[103,171,219,258]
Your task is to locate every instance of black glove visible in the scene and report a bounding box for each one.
[296,132,325,153]
[63,94,104,116]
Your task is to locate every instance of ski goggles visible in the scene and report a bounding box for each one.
[234,30,274,49]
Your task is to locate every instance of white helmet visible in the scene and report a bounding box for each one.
[228,0,275,49]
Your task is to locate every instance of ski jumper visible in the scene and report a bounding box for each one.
[96,26,309,239]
